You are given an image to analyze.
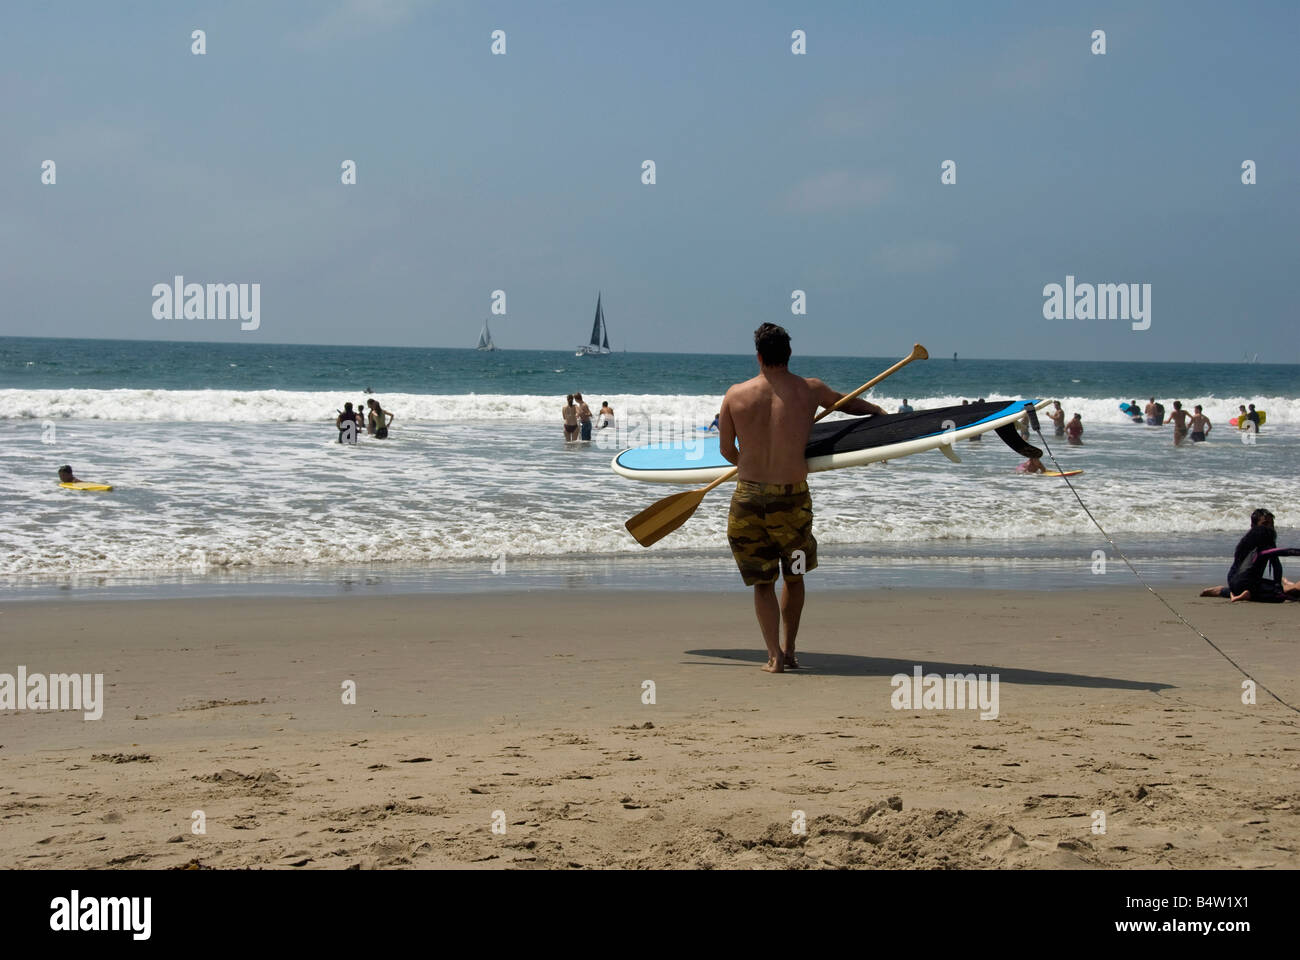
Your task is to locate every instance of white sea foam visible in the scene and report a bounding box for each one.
[3,415,1296,576]
[3,389,1296,425]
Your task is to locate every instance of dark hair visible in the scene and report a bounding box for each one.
[58,465,72,474]
[1250,508,1275,527]
[754,323,791,367]
[566,394,574,404]
[343,402,353,411]
[574,393,583,401]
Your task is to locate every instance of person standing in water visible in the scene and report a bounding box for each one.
[1188,405,1212,442]
[1044,401,1065,436]
[367,399,394,438]
[1166,401,1192,446]
[574,393,593,441]
[1066,413,1084,445]
[598,402,615,429]
[561,395,579,441]
[718,323,886,674]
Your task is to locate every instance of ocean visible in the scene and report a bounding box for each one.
[3,336,1296,598]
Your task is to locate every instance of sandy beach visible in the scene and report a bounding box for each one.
[1,587,1295,869]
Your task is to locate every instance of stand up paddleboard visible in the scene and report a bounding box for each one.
[613,399,1049,484]
[60,481,113,491]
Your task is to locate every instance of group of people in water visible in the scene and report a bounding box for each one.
[335,397,394,441]
[1125,397,1263,446]
[561,394,615,441]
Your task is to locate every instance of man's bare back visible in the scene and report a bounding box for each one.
[718,369,880,484]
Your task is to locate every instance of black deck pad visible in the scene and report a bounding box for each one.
[805,400,1036,458]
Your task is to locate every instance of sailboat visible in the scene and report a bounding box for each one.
[575,293,611,356]
[476,318,497,351]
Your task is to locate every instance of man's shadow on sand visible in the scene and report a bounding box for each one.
[683,649,1172,692]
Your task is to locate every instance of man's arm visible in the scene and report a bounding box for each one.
[718,392,739,466]
[807,378,884,417]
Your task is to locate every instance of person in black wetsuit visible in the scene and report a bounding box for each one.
[1200,509,1300,601]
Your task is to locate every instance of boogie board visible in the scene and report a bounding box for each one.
[60,481,113,491]
[1119,402,1144,421]
[1230,411,1266,428]
[613,399,1049,484]
[1042,470,1083,478]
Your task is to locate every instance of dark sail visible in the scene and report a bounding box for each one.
[589,294,603,348]
[600,299,609,350]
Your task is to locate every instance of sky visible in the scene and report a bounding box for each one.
[2,0,1297,361]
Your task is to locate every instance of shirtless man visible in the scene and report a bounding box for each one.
[1165,400,1192,446]
[718,323,885,674]
[1044,401,1065,437]
[1188,405,1212,442]
[574,393,594,441]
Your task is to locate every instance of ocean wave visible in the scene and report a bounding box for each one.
[3,389,1296,425]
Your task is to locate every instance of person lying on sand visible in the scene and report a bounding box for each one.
[718,322,885,674]
[1200,509,1300,602]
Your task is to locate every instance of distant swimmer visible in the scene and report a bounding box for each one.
[1016,455,1046,474]
[1044,401,1065,437]
[897,399,913,414]
[1247,403,1262,432]
[1199,509,1300,602]
[1066,413,1084,445]
[561,395,579,441]
[1165,400,1191,446]
[574,393,593,441]
[1126,400,1144,424]
[719,322,885,674]
[706,412,720,431]
[598,402,615,429]
[57,464,80,483]
[336,402,361,442]
[1188,405,1211,442]
[1144,397,1157,420]
[367,398,394,439]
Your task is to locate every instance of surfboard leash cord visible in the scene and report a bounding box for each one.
[1023,404,1299,715]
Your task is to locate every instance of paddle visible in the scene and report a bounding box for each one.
[624,343,929,547]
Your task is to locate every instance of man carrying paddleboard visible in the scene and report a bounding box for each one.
[718,323,886,674]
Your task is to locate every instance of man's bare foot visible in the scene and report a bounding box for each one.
[1230,589,1251,602]
[783,653,800,669]
[762,656,785,674]
[1199,586,1225,597]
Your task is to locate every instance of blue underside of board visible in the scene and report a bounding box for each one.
[615,400,1033,473]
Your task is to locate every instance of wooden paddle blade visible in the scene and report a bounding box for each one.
[625,487,709,547]
[912,343,929,360]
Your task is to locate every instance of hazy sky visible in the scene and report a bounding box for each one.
[3,0,1297,361]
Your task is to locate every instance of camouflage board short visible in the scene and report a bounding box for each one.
[727,480,818,586]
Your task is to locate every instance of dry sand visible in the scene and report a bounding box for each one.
[0,588,1295,869]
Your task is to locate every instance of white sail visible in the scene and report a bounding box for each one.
[477,319,496,351]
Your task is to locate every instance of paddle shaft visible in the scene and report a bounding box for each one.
[694,343,929,495]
